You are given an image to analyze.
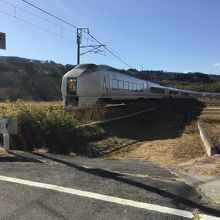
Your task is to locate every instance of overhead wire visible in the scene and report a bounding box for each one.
[20,0,138,69]
[96,51,122,64]
[108,46,144,70]
[17,5,75,34]
[0,0,75,42]
[0,0,75,33]
[87,32,134,69]
[21,0,78,29]
[0,10,75,43]
[1,0,140,69]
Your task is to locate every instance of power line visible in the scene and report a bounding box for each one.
[0,0,75,34]
[21,0,78,29]
[20,0,137,69]
[87,33,134,69]
[96,51,122,63]
[18,4,75,34]
[0,0,138,68]
[0,4,74,43]
[108,46,144,70]
[17,16,73,42]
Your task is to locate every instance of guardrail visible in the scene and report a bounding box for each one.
[197,122,215,156]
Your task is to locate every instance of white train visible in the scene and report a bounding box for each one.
[61,64,219,107]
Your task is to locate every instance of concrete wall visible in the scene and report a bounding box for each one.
[197,122,215,156]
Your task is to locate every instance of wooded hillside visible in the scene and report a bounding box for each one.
[0,56,74,101]
[0,56,220,101]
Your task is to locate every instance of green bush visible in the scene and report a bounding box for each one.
[1,100,79,154]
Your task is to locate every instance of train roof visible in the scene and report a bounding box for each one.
[65,64,172,88]
[74,63,126,74]
[64,63,129,78]
[64,64,220,96]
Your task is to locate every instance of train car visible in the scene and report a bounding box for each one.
[61,63,219,108]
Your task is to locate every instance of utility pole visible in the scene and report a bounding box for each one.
[76,28,89,65]
[0,32,6,50]
[76,28,105,65]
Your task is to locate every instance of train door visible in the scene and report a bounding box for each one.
[142,83,144,93]
[104,74,110,96]
[146,83,149,93]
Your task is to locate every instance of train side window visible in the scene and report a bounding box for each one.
[124,82,129,90]
[134,84,138,91]
[112,79,118,89]
[145,83,149,90]
[132,83,135,91]
[137,84,141,91]
[169,90,178,95]
[129,82,132,90]
[150,87,165,94]
[118,80,124,89]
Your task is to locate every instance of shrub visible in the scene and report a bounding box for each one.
[1,100,79,153]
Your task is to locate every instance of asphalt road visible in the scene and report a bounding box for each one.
[0,151,220,220]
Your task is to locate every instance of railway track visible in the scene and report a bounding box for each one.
[67,99,158,125]
[76,107,158,128]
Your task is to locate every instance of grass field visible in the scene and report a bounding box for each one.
[199,105,220,152]
[0,100,157,124]
[1,98,220,175]
[0,99,157,155]
[107,98,220,175]
[0,101,63,108]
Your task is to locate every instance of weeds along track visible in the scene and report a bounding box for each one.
[0,100,158,123]
[66,100,158,124]
[197,100,220,152]
[0,99,204,156]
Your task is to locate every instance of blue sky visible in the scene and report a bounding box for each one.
[0,0,220,74]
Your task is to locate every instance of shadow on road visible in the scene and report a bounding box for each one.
[0,151,42,163]
[32,152,220,217]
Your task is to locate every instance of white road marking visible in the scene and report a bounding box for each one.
[0,175,219,219]
[200,214,220,220]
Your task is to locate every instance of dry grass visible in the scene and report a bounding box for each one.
[110,122,220,175]
[199,105,220,153]
[0,100,157,125]
[0,100,158,156]
[109,100,220,175]
[177,156,220,175]
[1,99,220,174]
[0,101,63,107]
[0,146,9,156]
[174,105,220,175]
[110,123,205,165]
[0,101,63,117]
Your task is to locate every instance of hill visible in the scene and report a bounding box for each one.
[0,56,74,101]
[0,56,220,101]
[127,69,220,92]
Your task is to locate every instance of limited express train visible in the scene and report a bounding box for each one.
[61,64,219,107]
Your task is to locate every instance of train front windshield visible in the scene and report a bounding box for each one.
[67,78,77,95]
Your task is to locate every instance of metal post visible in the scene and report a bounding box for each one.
[77,42,80,65]
[76,28,89,65]
[3,133,10,151]
[77,28,81,65]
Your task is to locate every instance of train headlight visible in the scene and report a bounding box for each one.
[67,78,77,93]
